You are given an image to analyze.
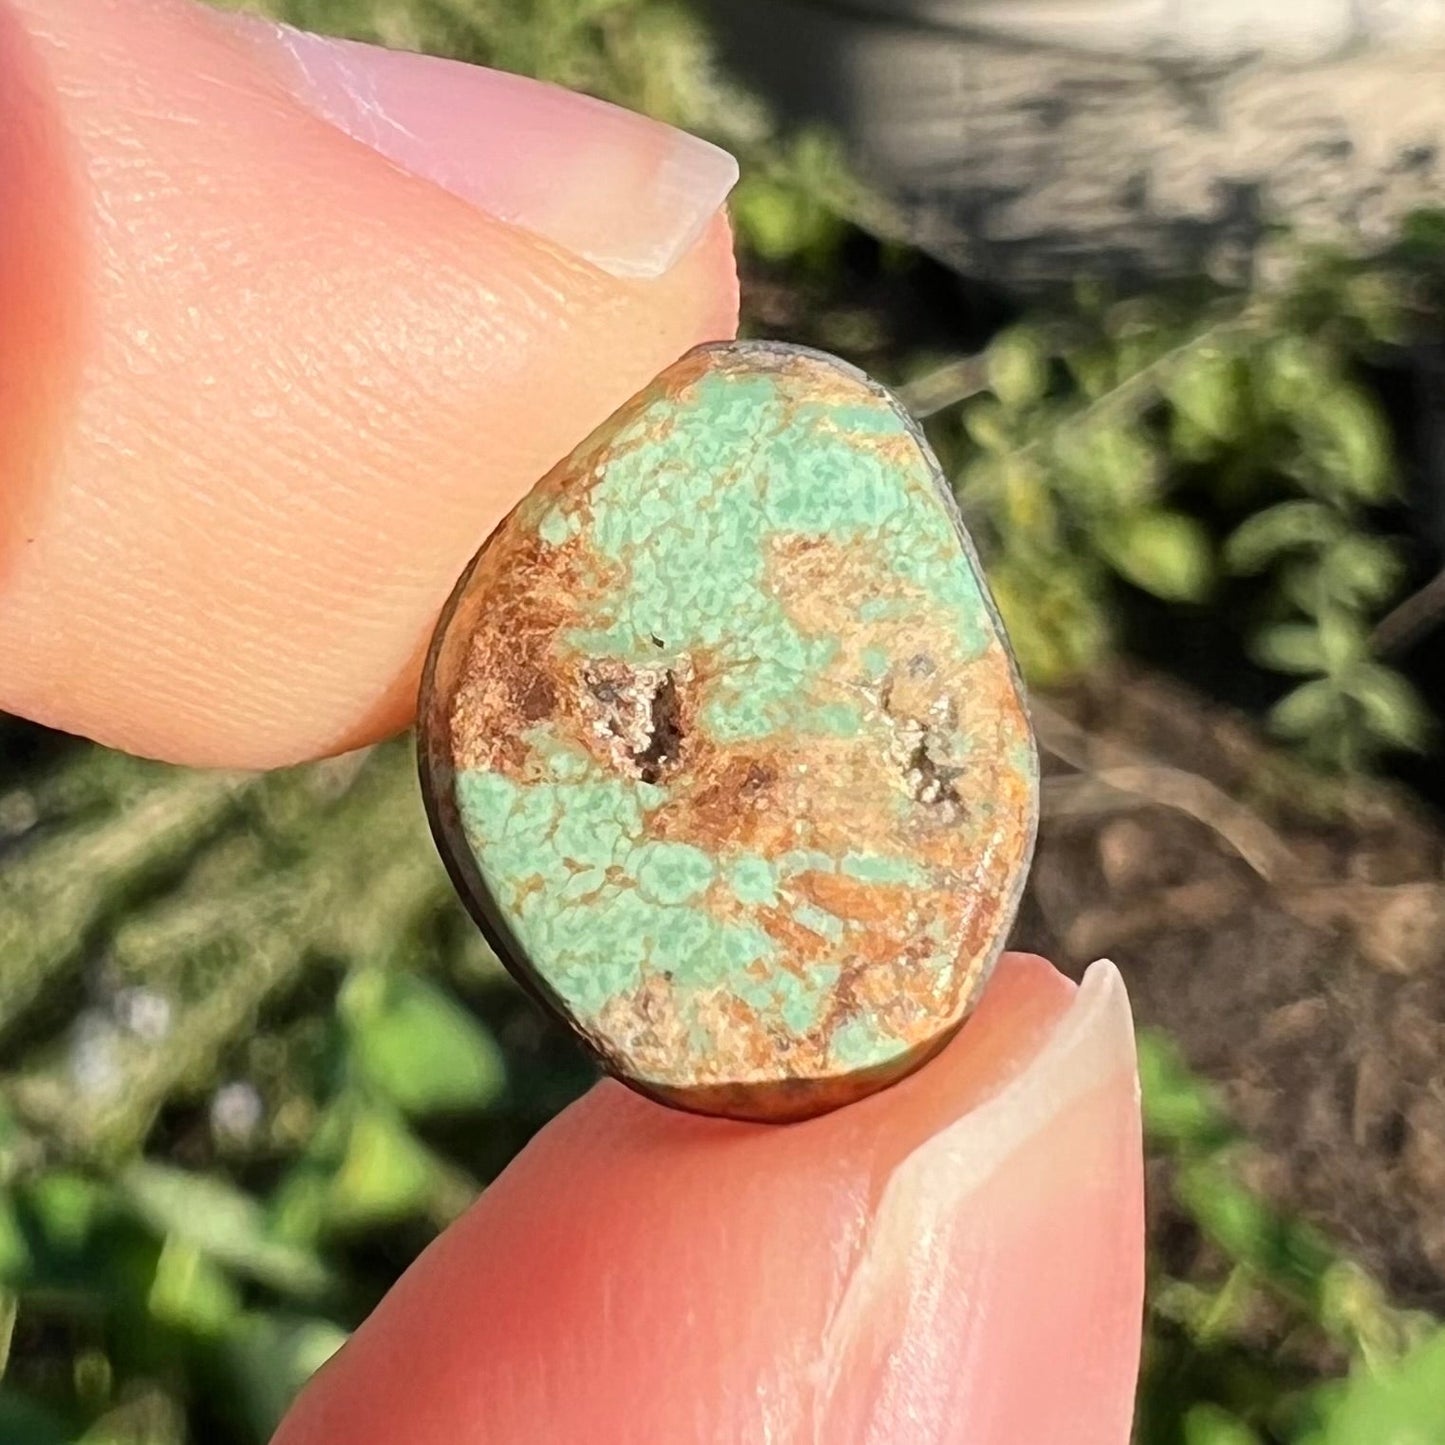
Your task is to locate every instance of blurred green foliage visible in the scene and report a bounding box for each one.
[936,267,1429,771]
[5,0,1445,1441]
[0,741,593,1440]
[1135,1031,1444,1444]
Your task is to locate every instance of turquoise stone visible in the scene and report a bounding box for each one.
[419,341,1037,1122]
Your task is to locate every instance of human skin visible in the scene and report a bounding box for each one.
[0,3,1146,1440]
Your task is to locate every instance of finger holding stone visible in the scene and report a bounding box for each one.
[0,0,739,768]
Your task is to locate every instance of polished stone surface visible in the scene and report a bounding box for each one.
[419,341,1037,1120]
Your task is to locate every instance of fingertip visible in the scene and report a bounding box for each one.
[818,959,1143,1442]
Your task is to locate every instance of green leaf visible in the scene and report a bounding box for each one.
[324,1107,438,1230]
[1302,386,1395,503]
[1269,679,1342,740]
[147,1235,241,1335]
[1176,1157,1336,1304]
[1096,511,1213,601]
[1343,271,1407,345]
[1321,535,1405,609]
[986,558,1111,687]
[1223,501,1344,575]
[119,1163,334,1301]
[1259,334,1334,415]
[729,173,841,266]
[962,397,1013,453]
[1280,558,1329,615]
[1307,1326,1445,1444]
[1165,345,1246,443]
[343,971,505,1117]
[1062,344,1116,400]
[997,460,1060,544]
[1054,422,1159,511]
[1184,1404,1261,1445]
[1317,609,1368,675]
[76,1386,186,1445]
[267,1165,329,1249]
[986,327,1050,411]
[1343,664,1432,753]
[1136,1030,1234,1151]
[1316,1260,1429,1363]
[220,1311,349,1441]
[0,1192,31,1286]
[1250,623,1327,676]
[27,1173,105,1258]
[1401,207,1445,256]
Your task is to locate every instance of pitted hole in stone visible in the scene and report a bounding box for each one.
[632,671,684,784]
[881,666,964,818]
[901,725,964,812]
[581,659,687,784]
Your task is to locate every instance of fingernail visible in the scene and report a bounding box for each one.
[872,960,1138,1251]
[910,958,1139,1192]
[228,17,738,280]
[826,965,1138,1416]
[819,960,1142,1441]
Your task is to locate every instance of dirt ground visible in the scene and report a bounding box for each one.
[1019,665,1445,1311]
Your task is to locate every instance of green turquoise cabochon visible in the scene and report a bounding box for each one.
[418,341,1038,1122]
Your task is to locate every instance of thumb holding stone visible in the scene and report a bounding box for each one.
[0,0,738,768]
